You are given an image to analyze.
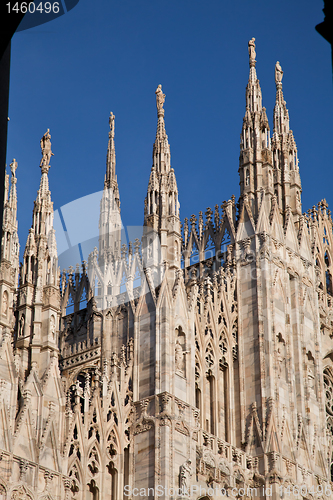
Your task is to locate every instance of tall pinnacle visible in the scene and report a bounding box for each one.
[105,111,116,188]
[273,61,289,135]
[98,112,121,267]
[153,84,170,173]
[239,38,272,212]
[1,159,19,266]
[144,84,181,269]
[32,129,54,240]
[271,61,301,218]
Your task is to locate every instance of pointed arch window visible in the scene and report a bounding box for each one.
[87,480,99,500]
[325,252,332,296]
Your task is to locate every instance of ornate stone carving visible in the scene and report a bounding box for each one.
[10,485,33,500]
[248,37,256,62]
[275,61,283,84]
[180,459,193,489]
[155,84,165,113]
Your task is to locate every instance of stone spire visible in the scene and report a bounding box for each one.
[98,112,121,269]
[32,129,55,243]
[153,85,171,173]
[0,160,20,334]
[105,112,117,188]
[271,61,302,219]
[1,159,19,267]
[144,85,181,271]
[239,39,273,216]
[17,130,59,378]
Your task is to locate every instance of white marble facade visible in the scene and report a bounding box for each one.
[0,39,333,500]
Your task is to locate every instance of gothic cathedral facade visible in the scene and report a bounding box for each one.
[0,39,333,500]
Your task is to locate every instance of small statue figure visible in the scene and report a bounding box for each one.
[180,459,193,489]
[10,158,18,177]
[50,315,56,338]
[248,37,256,62]
[275,61,283,84]
[2,291,8,317]
[277,346,284,379]
[155,84,165,112]
[19,314,25,337]
[175,339,184,374]
[109,112,115,137]
[40,128,54,169]
[307,364,315,393]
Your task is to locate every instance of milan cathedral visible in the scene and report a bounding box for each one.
[0,39,333,500]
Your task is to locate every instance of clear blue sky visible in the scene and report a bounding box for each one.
[6,0,333,269]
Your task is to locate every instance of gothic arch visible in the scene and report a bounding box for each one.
[68,459,83,496]
[87,443,101,477]
[106,428,119,461]
[0,483,7,500]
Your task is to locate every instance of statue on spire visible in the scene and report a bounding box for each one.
[109,112,115,139]
[40,129,54,171]
[248,38,256,63]
[275,61,283,84]
[155,84,165,113]
[10,158,17,177]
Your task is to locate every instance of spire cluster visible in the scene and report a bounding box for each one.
[239,38,301,222]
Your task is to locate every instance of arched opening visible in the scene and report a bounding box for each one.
[207,372,215,435]
[107,461,118,499]
[87,480,99,500]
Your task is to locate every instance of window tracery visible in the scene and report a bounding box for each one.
[324,368,333,481]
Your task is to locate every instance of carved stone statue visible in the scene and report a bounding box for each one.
[277,346,284,378]
[307,364,315,393]
[155,84,165,112]
[10,158,18,177]
[2,291,8,317]
[40,128,54,169]
[19,314,25,337]
[248,38,256,62]
[275,61,283,84]
[50,315,56,338]
[180,459,193,489]
[109,112,115,138]
[175,339,184,374]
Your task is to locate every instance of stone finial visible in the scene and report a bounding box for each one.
[275,61,283,85]
[155,84,165,114]
[248,37,256,64]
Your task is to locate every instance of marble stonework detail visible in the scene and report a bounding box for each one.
[0,40,333,499]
